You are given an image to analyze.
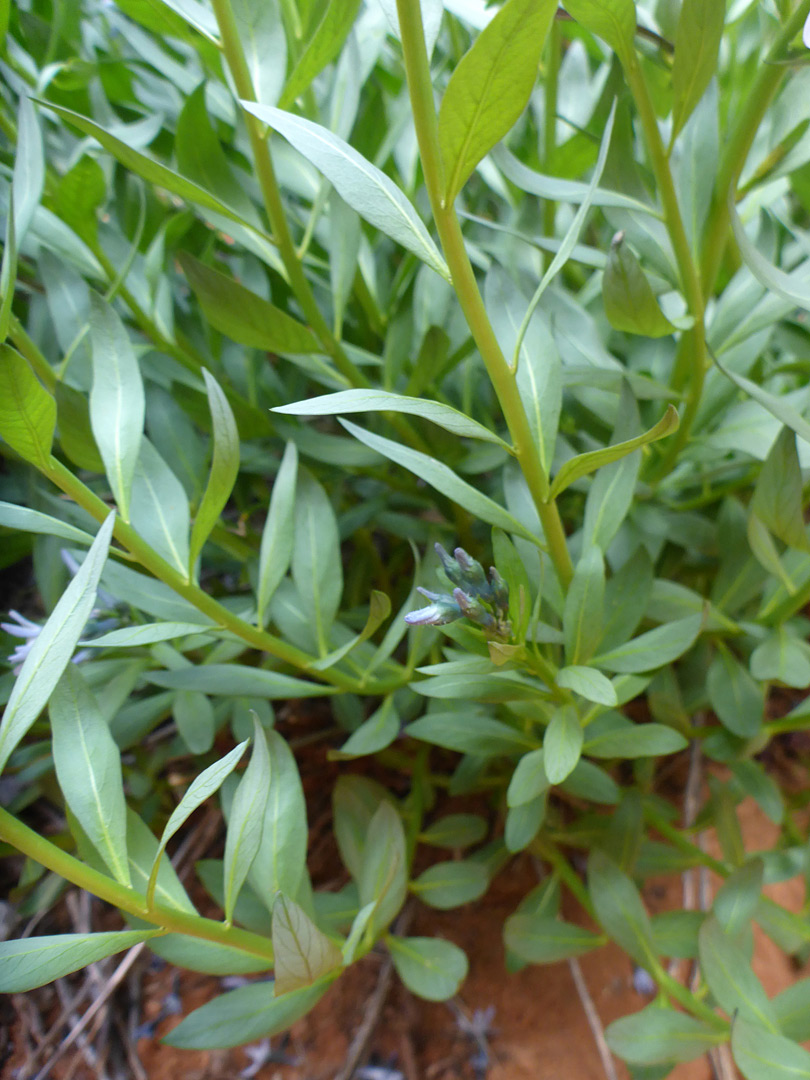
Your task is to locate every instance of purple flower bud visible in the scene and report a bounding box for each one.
[404,588,463,626]
[454,547,490,597]
[435,543,465,589]
[453,588,496,630]
[488,567,509,613]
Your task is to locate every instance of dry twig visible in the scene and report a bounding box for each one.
[567,957,620,1080]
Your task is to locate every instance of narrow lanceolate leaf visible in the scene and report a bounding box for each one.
[280,0,363,109]
[36,102,263,235]
[0,931,159,993]
[0,503,93,546]
[387,936,468,1001]
[273,389,511,448]
[729,203,810,317]
[311,590,391,672]
[752,427,810,553]
[89,295,144,522]
[232,0,286,108]
[359,802,408,937]
[0,190,16,342]
[13,96,45,243]
[549,406,679,499]
[189,370,240,575]
[146,740,248,907]
[606,1004,725,1066]
[602,234,678,337]
[713,352,810,448]
[543,706,583,784]
[179,254,320,354]
[698,916,779,1032]
[563,546,605,665]
[378,0,444,59]
[504,915,604,964]
[671,0,725,142]
[561,0,637,65]
[241,104,450,281]
[163,977,334,1049]
[732,1019,810,1080]
[591,613,703,674]
[588,850,656,967]
[556,666,618,707]
[438,0,557,204]
[0,345,56,469]
[0,513,115,774]
[129,440,190,574]
[293,471,343,656]
[340,419,541,545]
[272,894,342,995]
[223,717,272,922]
[50,666,130,886]
[257,441,297,627]
[248,729,309,905]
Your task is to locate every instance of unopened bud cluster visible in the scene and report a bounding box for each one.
[405,544,511,639]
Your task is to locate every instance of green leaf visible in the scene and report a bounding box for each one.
[13,96,45,243]
[339,419,541,545]
[81,622,209,648]
[50,666,129,886]
[147,934,270,976]
[507,748,550,807]
[730,204,810,317]
[602,233,678,338]
[698,915,779,1031]
[420,814,488,849]
[557,666,618,706]
[410,860,488,909]
[147,665,336,698]
[606,1004,724,1065]
[280,0,362,109]
[670,0,725,142]
[223,717,272,923]
[713,859,764,938]
[0,191,16,343]
[274,389,511,448]
[257,441,298,627]
[0,502,93,546]
[55,381,105,473]
[707,647,764,738]
[333,776,391,882]
[0,344,56,468]
[248,729,310,905]
[387,935,468,1001]
[232,0,286,108]
[559,759,621,804]
[242,105,450,281]
[732,1019,810,1080]
[543,705,583,784]
[438,0,556,204]
[751,629,810,689]
[89,295,144,522]
[549,405,679,499]
[333,693,400,758]
[581,383,643,552]
[588,849,656,967]
[130,439,190,574]
[38,102,263,236]
[122,809,196,913]
[0,513,115,774]
[405,711,536,756]
[146,740,248,907]
[504,915,604,964]
[272,893,343,995]
[752,427,810,553]
[564,546,605,665]
[591,614,702,674]
[189,370,240,574]
[359,801,407,936]
[293,471,343,655]
[0,931,159,993]
[773,978,810,1042]
[179,254,320,354]
[504,794,547,852]
[650,910,704,959]
[163,977,333,1049]
[583,717,687,758]
[713,352,810,448]
[561,0,637,65]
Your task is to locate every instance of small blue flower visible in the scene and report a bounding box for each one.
[804,11,810,48]
[403,588,463,627]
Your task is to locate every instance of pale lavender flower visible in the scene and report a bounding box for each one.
[404,588,463,626]
[804,11,810,48]
[1,611,42,672]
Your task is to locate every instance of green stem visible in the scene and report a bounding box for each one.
[542,19,561,271]
[700,0,810,298]
[395,0,573,589]
[621,56,707,479]
[0,807,275,960]
[42,456,408,695]
[210,0,366,390]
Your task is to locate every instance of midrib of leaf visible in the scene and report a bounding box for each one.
[444,28,511,205]
[306,499,325,655]
[709,937,777,1032]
